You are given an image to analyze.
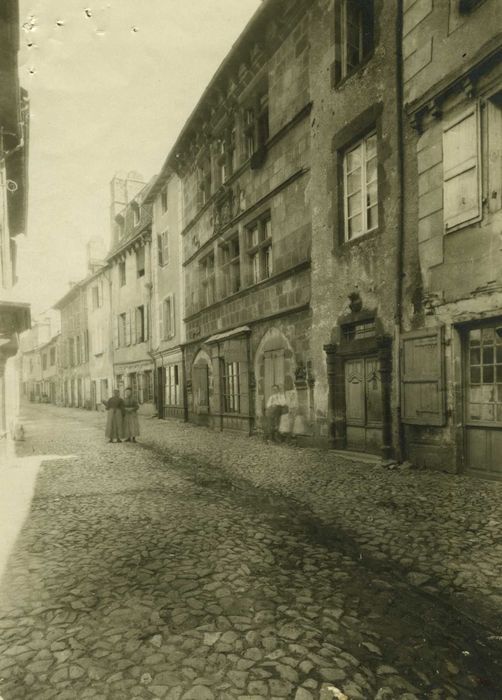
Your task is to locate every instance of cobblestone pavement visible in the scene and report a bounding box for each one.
[0,405,501,699]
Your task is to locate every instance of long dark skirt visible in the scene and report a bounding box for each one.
[105,409,123,440]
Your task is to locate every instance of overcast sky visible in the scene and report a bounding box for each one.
[16,0,260,315]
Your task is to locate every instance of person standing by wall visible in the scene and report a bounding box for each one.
[123,387,140,442]
[264,384,287,443]
[104,389,124,443]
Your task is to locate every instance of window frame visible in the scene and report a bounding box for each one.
[247,214,272,285]
[136,247,146,278]
[157,230,169,267]
[342,130,378,241]
[220,233,241,298]
[334,0,374,87]
[160,186,168,213]
[199,251,216,307]
[119,260,126,287]
[222,360,241,414]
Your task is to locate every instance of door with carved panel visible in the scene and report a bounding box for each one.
[345,356,383,453]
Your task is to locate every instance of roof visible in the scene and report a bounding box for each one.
[144,0,281,204]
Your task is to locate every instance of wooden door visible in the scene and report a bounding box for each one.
[465,325,502,477]
[345,356,383,453]
[157,367,165,418]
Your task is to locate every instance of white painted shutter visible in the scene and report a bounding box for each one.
[443,105,481,230]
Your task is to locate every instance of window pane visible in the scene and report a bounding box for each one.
[483,365,494,383]
[366,157,377,184]
[470,329,481,346]
[347,170,362,195]
[366,133,377,159]
[346,147,361,172]
[483,346,494,365]
[367,205,378,231]
[482,327,495,344]
[366,181,378,207]
[470,348,481,365]
[347,192,362,217]
[470,366,481,384]
[348,214,362,239]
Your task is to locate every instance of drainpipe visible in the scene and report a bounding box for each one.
[394,0,405,462]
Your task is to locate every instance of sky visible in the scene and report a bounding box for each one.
[15,0,261,316]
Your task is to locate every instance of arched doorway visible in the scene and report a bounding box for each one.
[254,328,297,433]
[191,350,213,426]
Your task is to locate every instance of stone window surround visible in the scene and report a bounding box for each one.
[331,102,384,252]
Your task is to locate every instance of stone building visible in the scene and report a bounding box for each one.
[81,239,114,410]
[307,0,402,457]
[19,316,60,403]
[400,0,502,476]
[144,172,185,419]
[54,282,91,408]
[0,0,30,438]
[107,174,155,411]
[167,0,312,435]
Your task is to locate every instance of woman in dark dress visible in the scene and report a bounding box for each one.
[105,389,125,443]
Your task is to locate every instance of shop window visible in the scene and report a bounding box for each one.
[200,252,216,307]
[343,131,378,240]
[136,247,145,278]
[222,361,240,413]
[248,215,272,284]
[334,0,374,85]
[165,365,180,406]
[129,372,138,400]
[467,326,502,423]
[221,234,241,297]
[143,371,153,402]
[157,231,169,266]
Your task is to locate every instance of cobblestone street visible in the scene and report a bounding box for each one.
[1,405,502,699]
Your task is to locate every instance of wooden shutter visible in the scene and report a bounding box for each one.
[163,230,169,266]
[443,105,481,230]
[126,311,131,346]
[144,302,149,341]
[401,327,446,426]
[158,303,164,343]
[170,294,176,338]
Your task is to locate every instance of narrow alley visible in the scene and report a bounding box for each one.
[0,405,501,699]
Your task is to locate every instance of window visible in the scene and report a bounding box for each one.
[343,131,378,240]
[221,235,241,296]
[160,295,176,340]
[334,0,374,84]
[84,329,89,362]
[135,305,145,343]
[157,231,169,266]
[218,127,237,185]
[42,353,47,371]
[143,371,153,402]
[136,247,145,278]
[222,361,240,413]
[50,347,56,366]
[248,215,272,284]
[165,365,180,406]
[132,202,140,226]
[69,338,75,367]
[199,160,212,206]
[161,187,168,213]
[118,312,127,347]
[129,372,138,400]
[244,93,269,160]
[119,260,126,287]
[76,336,81,365]
[342,319,376,341]
[91,283,102,310]
[200,252,216,307]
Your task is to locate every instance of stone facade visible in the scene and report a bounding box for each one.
[309,0,401,456]
[401,0,502,475]
[146,173,185,420]
[175,0,313,434]
[107,175,155,413]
